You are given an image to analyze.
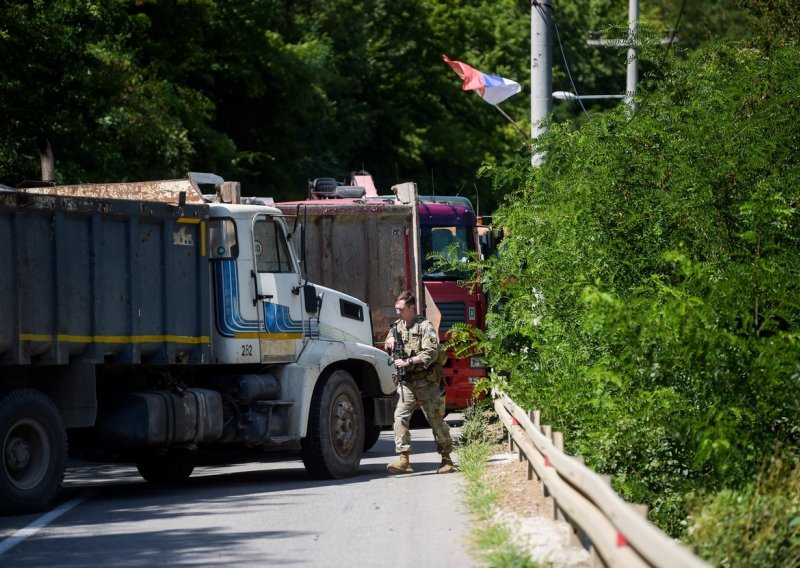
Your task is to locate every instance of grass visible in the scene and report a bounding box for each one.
[457,402,543,568]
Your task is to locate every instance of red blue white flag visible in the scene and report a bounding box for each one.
[443,55,521,105]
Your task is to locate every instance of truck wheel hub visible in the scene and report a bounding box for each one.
[332,395,356,456]
[5,436,31,471]
[3,419,49,490]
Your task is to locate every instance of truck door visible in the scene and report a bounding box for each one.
[251,214,306,363]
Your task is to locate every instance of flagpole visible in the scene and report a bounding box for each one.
[491,103,528,139]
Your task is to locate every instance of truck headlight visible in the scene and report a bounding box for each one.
[469,356,485,369]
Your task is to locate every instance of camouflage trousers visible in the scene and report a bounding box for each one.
[393,378,453,455]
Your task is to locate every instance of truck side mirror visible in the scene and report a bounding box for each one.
[303,284,318,314]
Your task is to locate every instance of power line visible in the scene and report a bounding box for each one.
[551,5,590,118]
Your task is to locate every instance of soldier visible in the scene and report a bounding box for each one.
[384,290,453,474]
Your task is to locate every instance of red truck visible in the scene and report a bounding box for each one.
[275,173,487,417]
[417,196,487,410]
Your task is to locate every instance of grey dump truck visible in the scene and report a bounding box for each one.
[0,173,396,515]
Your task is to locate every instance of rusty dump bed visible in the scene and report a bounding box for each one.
[276,198,417,346]
[18,177,208,204]
[0,186,211,367]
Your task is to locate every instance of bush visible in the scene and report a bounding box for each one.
[458,397,506,448]
[464,38,800,539]
[688,451,800,567]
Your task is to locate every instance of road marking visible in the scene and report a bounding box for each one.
[0,490,94,557]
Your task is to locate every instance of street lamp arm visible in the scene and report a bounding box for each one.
[552,91,627,101]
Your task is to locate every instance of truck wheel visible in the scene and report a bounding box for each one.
[0,388,68,515]
[362,397,382,451]
[301,370,364,479]
[363,425,382,452]
[136,449,196,484]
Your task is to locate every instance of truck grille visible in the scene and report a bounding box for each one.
[436,302,466,333]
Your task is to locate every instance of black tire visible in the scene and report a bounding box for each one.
[0,388,68,515]
[363,425,382,452]
[301,370,364,479]
[136,448,196,484]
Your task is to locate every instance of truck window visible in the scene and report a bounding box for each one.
[209,218,239,259]
[421,225,472,278]
[254,217,293,273]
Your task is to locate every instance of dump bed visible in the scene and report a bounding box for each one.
[276,199,420,346]
[0,190,210,367]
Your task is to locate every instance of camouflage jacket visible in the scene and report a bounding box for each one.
[386,315,440,381]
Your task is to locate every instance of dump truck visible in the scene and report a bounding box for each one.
[275,173,486,420]
[0,172,396,515]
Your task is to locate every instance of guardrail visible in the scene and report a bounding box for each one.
[493,392,708,568]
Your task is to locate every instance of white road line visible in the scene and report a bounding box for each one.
[0,490,94,557]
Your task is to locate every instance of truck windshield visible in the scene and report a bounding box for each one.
[421,225,472,279]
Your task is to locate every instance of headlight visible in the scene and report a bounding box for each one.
[469,356,485,369]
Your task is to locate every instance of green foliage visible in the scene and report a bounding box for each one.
[0,0,533,203]
[0,1,761,207]
[0,0,217,183]
[458,397,505,447]
[466,39,800,540]
[739,0,800,45]
[687,450,800,567]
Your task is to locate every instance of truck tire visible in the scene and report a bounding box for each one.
[361,397,382,451]
[0,388,68,515]
[301,370,364,479]
[363,425,382,452]
[136,449,196,484]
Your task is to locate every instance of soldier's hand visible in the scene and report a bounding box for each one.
[385,337,395,351]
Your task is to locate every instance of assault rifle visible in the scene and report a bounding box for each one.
[390,324,406,401]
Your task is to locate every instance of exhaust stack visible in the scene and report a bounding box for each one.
[37,137,54,182]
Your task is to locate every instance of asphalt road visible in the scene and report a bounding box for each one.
[0,416,476,568]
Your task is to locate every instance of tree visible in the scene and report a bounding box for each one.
[0,0,762,206]
[0,1,212,184]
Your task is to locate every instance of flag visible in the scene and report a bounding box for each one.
[443,55,521,105]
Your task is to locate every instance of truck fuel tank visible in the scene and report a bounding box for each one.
[95,389,223,449]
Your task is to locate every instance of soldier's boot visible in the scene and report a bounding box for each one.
[387,451,414,474]
[437,454,454,474]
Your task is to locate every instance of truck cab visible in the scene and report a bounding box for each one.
[418,199,488,410]
[207,203,374,365]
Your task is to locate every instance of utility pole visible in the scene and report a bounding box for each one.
[625,0,639,111]
[587,0,639,112]
[587,0,678,111]
[530,0,552,166]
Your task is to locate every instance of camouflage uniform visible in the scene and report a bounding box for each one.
[387,315,453,456]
